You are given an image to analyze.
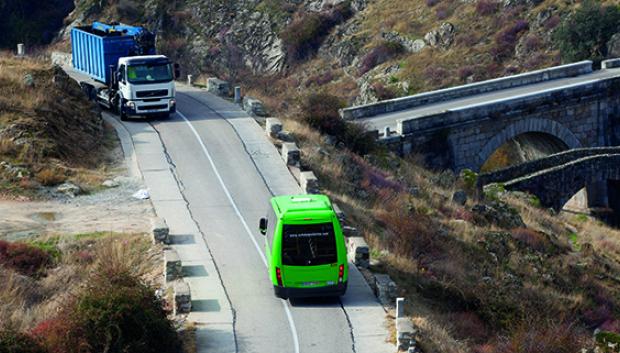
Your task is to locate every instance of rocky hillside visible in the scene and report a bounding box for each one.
[59,0,620,106]
[0,54,108,198]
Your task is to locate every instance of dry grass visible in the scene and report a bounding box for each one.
[0,232,162,331]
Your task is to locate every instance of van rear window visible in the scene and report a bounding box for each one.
[282,223,337,266]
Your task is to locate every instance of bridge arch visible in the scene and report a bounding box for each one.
[477,118,582,171]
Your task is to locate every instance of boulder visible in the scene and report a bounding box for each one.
[56,182,81,197]
[472,202,525,229]
[608,33,620,58]
[381,32,426,53]
[424,22,455,49]
[102,179,120,188]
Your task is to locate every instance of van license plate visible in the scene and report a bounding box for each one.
[302,282,320,287]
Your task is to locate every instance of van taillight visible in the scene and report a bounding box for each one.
[276,267,283,286]
[338,264,344,283]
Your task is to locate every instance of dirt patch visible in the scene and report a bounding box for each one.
[0,175,154,240]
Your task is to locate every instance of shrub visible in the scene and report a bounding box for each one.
[38,271,180,353]
[372,82,397,101]
[554,0,620,62]
[496,321,590,353]
[426,0,439,7]
[435,5,449,20]
[343,122,377,155]
[457,65,475,82]
[424,66,448,86]
[448,311,489,343]
[493,20,529,60]
[281,3,352,62]
[359,42,404,75]
[300,92,346,137]
[476,0,498,16]
[305,71,335,87]
[0,328,46,353]
[544,15,560,31]
[0,240,53,276]
[35,167,66,186]
[510,228,547,252]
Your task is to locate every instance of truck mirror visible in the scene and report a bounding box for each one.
[259,218,267,235]
[174,63,180,79]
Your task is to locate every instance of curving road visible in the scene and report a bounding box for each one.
[118,84,393,353]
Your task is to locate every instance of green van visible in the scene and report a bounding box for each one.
[259,194,348,299]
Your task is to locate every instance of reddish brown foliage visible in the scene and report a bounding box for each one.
[0,240,52,276]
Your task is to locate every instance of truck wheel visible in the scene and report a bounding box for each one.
[117,97,128,121]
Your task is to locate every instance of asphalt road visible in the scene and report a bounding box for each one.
[359,67,620,132]
[149,87,392,353]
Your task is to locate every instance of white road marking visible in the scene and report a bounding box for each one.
[177,110,301,353]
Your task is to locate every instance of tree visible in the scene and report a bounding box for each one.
[554,0,620,62]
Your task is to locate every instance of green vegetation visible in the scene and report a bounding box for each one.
[554,0,620,62]
[0,328,46,353]
[1,233,180,353]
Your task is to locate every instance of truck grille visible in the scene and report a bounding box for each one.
[138,104,168,111]
[136,89,168,98]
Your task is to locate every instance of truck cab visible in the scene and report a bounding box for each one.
[115,56,176,119]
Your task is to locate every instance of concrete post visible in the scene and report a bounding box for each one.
[187,75,193,86]
[17,44,25,57]
[396,297,405,318]
[383,126,391,137]
[234,86,242,104]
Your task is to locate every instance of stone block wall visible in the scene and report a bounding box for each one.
[388,76,620,171]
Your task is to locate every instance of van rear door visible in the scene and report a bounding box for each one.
[280,222,340,288]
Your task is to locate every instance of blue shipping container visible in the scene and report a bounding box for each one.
[71,26,139,85]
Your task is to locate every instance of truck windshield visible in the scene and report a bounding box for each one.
[282,223,337,266]
[127,63,172,84]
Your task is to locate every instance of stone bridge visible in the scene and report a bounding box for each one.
[343,59,620,172]
[478,147,620,211]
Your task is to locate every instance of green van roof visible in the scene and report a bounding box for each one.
[271,194,333,217]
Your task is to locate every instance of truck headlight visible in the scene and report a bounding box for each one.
[126,101,136,110]
[169,99,176,107]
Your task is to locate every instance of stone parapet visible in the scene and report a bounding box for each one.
[340,61,593,120]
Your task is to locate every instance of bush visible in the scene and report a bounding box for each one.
[510,228,547,252]
[300,92,346,136]
[496,321,589,353]
[476,0,498,16]
[372,82,397,101]
[0,328,46,353]
[359,42,404,75]
[343,122,376,155]
[554,0,620,62]
[281,3,352,62]
[0,240,53,276]
[37,271,180,353]
[35,168,67,186]
[493,20,529,60]
[426,0,439,7]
